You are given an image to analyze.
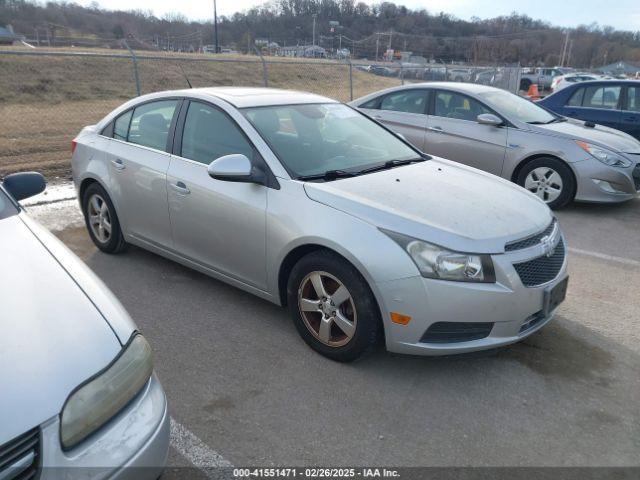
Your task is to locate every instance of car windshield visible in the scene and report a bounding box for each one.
[242,103,421,178]
[478,89,557,124]
[0,187,18,221]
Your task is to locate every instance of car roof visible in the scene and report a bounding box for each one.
[164,87,338,108]
[351,82,501,105]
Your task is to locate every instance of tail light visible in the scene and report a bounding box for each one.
[71,139,78,154]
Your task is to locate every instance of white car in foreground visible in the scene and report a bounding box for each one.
[0,173,169,479]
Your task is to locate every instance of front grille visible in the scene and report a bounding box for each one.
[514,239,565,287]
[0,428,40,480]
[633,163,640,191]
[505,219,556,252]
[420,322,494,343]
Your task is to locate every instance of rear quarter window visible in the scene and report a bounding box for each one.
[567,87,584,107]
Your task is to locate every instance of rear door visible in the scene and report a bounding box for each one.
[106,99,180,248]
[358,89,429,151]
[620,85,640,140]
[166,100,268,289]
[562,83,623,129]
[424,90,507,175]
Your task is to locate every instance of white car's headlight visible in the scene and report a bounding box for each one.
[382,230,495,283]
[576,141,632,168]
[60,333,153,449]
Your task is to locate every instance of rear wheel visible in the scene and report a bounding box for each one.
[287,250,381,362]
[516,157,575,209]
[82,183,126,253]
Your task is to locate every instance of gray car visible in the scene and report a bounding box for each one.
[0,173,169,479]
[351,83,640,208]
[72,87,568,362]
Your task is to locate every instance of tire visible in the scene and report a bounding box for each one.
[520,79,532,91]
[287,250,381,362]
[82,182,127,253]
[516,157,575,209]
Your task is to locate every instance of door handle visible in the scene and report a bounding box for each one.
[171,181,191,195]
[427,126,444,133]
[111,158,125,170]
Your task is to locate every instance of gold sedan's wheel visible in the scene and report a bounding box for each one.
[297,271,357,348]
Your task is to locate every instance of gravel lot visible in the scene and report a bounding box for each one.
[27,192,640,472]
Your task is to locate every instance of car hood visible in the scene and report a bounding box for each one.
[304,158,552,253]
[529,118,640,154]
[0,214,122,444]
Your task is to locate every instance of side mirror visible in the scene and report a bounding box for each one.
[477,113,504,127]
[207,154,264,184]
[2,172,46,201]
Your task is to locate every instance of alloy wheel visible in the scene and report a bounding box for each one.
[297,271,357,347]
[524,167,563,203]
[87,193,112,243]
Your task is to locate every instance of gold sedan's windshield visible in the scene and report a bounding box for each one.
[243,103,421,178]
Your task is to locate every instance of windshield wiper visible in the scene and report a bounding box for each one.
[356,157,426,175]
[297,169,357,181]
[546,117,567,124]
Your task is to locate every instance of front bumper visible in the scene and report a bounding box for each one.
[39,374,169,479]
[572,156,640,203]
[376,237,569,356]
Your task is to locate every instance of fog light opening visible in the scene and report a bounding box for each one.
[592,178,626,194]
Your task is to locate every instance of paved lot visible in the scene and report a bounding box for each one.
[31,195,640,470]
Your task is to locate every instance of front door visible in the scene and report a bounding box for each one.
[425,90,507,175]
[106,99,180,248]
[621,85,640,140]
[167,100,268,290]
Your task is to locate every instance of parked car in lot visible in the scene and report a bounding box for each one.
[351,83,640,208]
[73,87,568,362]
[520,67,566,91]
[550,72,603,92]
[0,173,169,479]
[538,80,640,141]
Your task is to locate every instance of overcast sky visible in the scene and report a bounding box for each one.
[74,0,640,31]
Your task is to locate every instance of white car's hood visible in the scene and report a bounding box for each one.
[0,215,121,444]
[530,118,640,154]
[304,158,552,253]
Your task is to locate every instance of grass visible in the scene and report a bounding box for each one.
[0,47,401,179]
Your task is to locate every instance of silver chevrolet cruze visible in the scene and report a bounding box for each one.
[351,83,640,208]
[72,87,568,362]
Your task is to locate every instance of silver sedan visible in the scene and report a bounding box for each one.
[351,82,640,208]
[0,173,169,479]
[72,87,568,361]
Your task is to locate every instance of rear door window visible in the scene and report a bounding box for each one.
[128,100,179,151]
[380,90,429,114]
[582,86,621,109]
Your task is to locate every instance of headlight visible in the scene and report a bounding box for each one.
[60,333,153,449]
[576,141,632,167]
[382,230,495,283]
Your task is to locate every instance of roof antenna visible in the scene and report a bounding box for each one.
[178,64,193,88]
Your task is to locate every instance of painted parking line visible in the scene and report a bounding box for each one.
[568,247,640,268]
[170,417,233,475]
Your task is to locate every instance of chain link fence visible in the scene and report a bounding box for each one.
[0,48,520,179]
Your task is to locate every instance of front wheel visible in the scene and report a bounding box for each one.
[287,250,381,362]
[516,157,575,209]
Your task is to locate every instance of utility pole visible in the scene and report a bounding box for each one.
[567,39,574,67]
[312,14,317,47]
[560,30,569,67]
[213,0,219,53]
[375,33,379,61]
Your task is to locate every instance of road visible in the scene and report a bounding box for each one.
[28,192,640,471]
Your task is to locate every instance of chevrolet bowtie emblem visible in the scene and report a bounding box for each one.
[540,235,556,257]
